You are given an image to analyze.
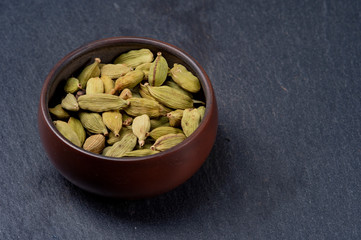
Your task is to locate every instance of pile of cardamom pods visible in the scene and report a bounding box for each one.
[49,49,205,157]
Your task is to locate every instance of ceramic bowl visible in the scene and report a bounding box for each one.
[38,37,218,199]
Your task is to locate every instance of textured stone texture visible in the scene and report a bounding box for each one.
[1,0,361,239]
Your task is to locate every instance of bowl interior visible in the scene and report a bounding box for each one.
[43,37,213,159]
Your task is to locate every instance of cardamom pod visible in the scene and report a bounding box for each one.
[135,62,151,79]
[68,117,86,146]
[119,88,133,100]
[124,98,169,118]
[123,149,159,157]
[64,77,80,93]
[166,109,184,127]
[132,114,151,147]
[86,77,104,95]
[150,133,186,151]
[100,64,132,79]
[106,128,131,145]
[78,93,129,112]
[53,120,82,147]
[61,93,79,111]
[105,132,137,157]
[169,63,201,93]
[110,70,144,94]
[49,104,70,120]
[197,106,206,121]
[83,134,105,154]
[146,85,193,109]
[78,58,101,89]
[181,108,201,137]
[102,110,122,136]
[135,139,155,149]
[164,80,193,98]
[150,116,170,129]
[102,146,112,156]
[122,112,133,126]
[149,126,183,140]
[79,112,108,135]
[114,49,154,68]
[139,83,156,100]
[100,75,115,94]
[148,52,168,86]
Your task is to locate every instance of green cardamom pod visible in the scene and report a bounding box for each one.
[123,149,159,157]
[68,117,86,146]
[102,146,112,156]
[105,132,137,158]
[149,126,183,140]
[61,93,79,111]
[53,120,82,147]
[148,52,168,86]
[150,133,186,151]
[132,114,151,147]
[124,98,169,118]
[197,106,206,121]
[49,104,70,120]
[122,112,133,126]
[64,77,80,93]
[135,62,151,80]
[79,112,108,135]
[150,116,170,129]
[110,70,144,94]
[119,88,133,100]
[102,110,122,137]
[146,85,193,109]
[100,64,132,79]
[181,108,201,137]
[86,77,104,95]
[100,75,115,94]
[106,128,132,145]
[169,63,200,93]
[83,134,105,154]
[164,80,193,98]
[78,58,101,89]
[139,83,156,100]
[166,109,184,127]
[78,93,129,112]
[114,49,154,68]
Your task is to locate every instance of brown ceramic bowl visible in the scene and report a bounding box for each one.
[38,37,218,199]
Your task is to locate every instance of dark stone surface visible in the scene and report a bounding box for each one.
[1,0,360,239]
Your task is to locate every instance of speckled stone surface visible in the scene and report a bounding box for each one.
[1,0,360,239]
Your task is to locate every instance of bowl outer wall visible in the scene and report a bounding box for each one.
[38,37,218,198]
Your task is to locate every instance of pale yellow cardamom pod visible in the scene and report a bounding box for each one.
[150,133,186,151]
[169,63,200,93]
[114,49,154,68]
[49,104,70,120]
[123,149,159,157]
[78,58,101,89]
[149,126,183,140]
[124,98,169,118]
[105,132,137,158]
[119,88,133,100]
[53,120,82,147]
[68,117,86,146]
[132,114,151,147]
[102,110,122,137]
[166,109,184,127]
[110,70,144,95]
[100,75,115,94]
[64,77,80,93]
[79,112,108,135]
[86,77,104,95]
[146,85,193,109]
[181,108,201,137]
[78,93,129,112]
[148,52,168,86]
[61,93,79,111]
[83,134,105,154]
[100,64,132,79]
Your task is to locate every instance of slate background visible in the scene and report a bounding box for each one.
[1,0,361,239]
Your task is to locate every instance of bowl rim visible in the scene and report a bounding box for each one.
[40,36,216,162]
